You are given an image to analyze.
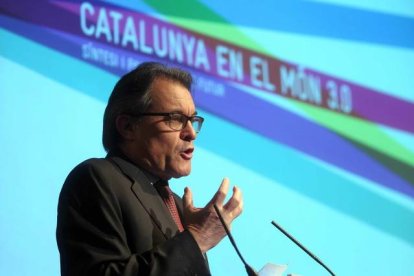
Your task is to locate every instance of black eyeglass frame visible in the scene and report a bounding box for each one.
[128,112,204,133]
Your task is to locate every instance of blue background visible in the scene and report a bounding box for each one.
[1,1,413,275]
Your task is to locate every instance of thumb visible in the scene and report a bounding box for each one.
[183,186,194,210]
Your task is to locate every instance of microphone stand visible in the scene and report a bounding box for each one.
[271,221,335,276]
[214,204,258,276]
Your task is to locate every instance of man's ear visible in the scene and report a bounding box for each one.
[115,115,138,141]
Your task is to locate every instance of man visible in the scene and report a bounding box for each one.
[56,62,243,275]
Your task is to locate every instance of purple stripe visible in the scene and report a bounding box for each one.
[353,84,414,132]
[190,73,414,198]
[1,0,413,134]
[308,69,414,133]
[1,2,413,197]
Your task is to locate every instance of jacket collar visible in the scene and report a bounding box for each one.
[107,153,180,239]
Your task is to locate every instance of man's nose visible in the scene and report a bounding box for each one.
[180,120,197,141]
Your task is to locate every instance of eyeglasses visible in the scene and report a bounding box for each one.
[130,112,204,133]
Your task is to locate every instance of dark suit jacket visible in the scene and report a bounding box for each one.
[56,156,210,276]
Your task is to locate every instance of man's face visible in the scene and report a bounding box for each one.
[129,78,197,180]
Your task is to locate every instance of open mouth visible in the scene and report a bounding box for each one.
[180,148,194,160]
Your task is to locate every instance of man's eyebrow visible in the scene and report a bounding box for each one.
[170,110,198,116]
[176,110,198,116]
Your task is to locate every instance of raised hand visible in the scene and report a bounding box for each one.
[183,178,243,253]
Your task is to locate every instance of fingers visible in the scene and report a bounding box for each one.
[183,186,194,210]
[223,186,243,217]
[217,178,230,206]
[207,177,229,207]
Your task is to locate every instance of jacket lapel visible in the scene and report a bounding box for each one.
[109,157,179,238]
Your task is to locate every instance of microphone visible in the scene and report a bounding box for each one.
[213,204,258,276]
[271,220,335,276]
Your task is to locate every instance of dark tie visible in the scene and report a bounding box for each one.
[154,180,185,232]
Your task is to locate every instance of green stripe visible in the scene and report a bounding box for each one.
[2,26,413,245]
[198,111,414,245]
[298,101,414,168]
[143,1,414,168]
[143,0,271,54]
